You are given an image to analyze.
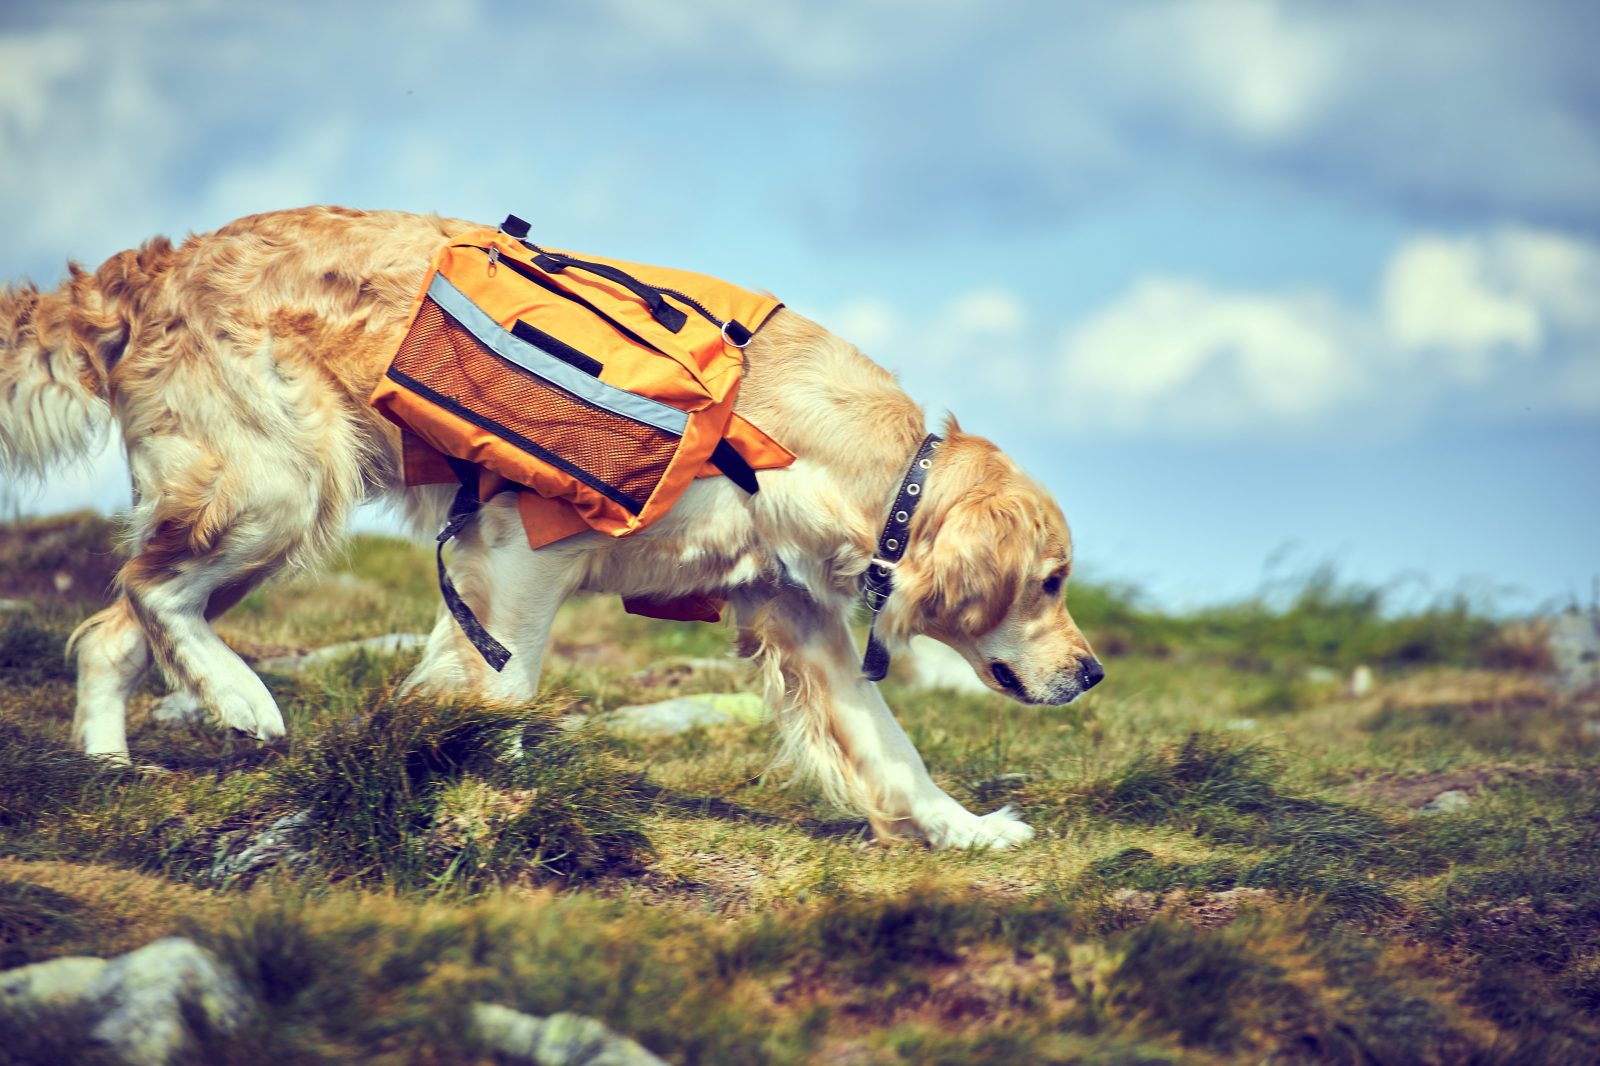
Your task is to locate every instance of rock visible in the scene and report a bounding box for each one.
[0,956,107,1007]
[472,1003,668,1066]
[1225,717,1259,731]
[255,632,428,674]
[0,938,253,1066]
[596,693,765,737]
[151,690,209,726]
[1349,665,1375,698]
[1418,789,1473,815]
[1547,610,1600,693]
[90,938,253,1065]
[208,810,312,885]
[0,598,28,611]
[1303,665,1340,685]
[904,636,990,694]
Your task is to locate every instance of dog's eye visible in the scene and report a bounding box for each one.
[1042,573,1064,599]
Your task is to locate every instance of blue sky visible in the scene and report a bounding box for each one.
[2,0,1596,612]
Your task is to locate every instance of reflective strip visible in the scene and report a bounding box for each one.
[426,273,689,437]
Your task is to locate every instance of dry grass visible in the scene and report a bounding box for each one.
[1,517,1598,1063]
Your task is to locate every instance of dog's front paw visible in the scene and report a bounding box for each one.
[922,804,1036,851]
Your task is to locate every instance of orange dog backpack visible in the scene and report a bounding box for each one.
[370,214,793,667]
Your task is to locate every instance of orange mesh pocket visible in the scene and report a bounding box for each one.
[390,298,678,513]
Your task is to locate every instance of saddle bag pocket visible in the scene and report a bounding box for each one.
[385,273,687,516]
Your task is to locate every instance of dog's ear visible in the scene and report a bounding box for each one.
[887,489,1026,640]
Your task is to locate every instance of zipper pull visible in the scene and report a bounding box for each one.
[487,247,500,275]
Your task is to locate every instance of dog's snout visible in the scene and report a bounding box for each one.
[1077,658,1105,692]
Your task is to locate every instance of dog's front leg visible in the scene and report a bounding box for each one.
[736,588,1034,850]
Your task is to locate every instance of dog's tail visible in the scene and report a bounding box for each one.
[0,239,173,477]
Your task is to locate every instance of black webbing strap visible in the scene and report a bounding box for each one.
[710,438,760,495]
[861,434,942,681]
[437,457,512,671]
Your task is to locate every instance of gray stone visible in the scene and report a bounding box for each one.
[151,690,209,726]
[1303,665,1340,685]
[1348,665,1375,698]
[905,636,991,694]
[472,1003,668,1066]
[1547,610,1600,693]
[0,938,253,1066]
[208,810,312,884]
[596,693,765,737]
[0,955,107,1007]
[1418,789,1473,815]
[0,598,28,611]
[255,632,428,674]
[89,937,253,1066]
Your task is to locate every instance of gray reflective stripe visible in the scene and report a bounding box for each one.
[426,273,689,436]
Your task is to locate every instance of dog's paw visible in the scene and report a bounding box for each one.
[923,804,1036,851]
[214,690,287,742]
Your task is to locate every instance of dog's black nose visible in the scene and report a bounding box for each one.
[1078,658,1105,691]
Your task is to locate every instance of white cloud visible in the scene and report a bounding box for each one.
[829,226,1600,438]
[1057,279,1360,432]
[1124,0,1338,142]
[1381,236,1542,377]
[1050,227,1600,434]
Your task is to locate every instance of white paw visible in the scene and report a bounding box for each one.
[85,748,131,766]
[213,689,286,742]
[923,804,1036,851]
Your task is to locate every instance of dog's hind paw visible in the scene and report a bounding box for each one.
[213,689,287,742]
[924,804,1036,851]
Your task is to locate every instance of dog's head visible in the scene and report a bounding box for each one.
[878,423,1102,704]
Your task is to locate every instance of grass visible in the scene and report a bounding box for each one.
[1,514,1598,1062]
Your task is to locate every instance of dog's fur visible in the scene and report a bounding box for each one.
[0,206,1101,849]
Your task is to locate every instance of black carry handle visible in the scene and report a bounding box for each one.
[530,251,689,334]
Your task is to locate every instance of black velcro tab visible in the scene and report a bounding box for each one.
[711,438,760,495]
[533,253,567,273]
[651,303,688,333]
[512,320,604,377]
[500,214,531,239]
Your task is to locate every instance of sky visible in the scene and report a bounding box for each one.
[1,0,1596,613]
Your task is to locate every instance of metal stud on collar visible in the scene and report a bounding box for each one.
[859,432,942,681]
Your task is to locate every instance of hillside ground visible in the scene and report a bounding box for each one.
[1,513,1597,1064]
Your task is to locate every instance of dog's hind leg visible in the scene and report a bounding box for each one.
[117,530,288,746]
[403,495,583,705]
[68,598,151,760]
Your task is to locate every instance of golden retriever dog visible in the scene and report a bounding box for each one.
[0,207,1101,849]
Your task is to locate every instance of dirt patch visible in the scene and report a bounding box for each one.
[625,851,771,916]
[1345,765,1600,808]
[772,944,1059,1031]
[1109,886,1275,928]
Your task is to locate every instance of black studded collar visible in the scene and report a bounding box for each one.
[860,433,942,680]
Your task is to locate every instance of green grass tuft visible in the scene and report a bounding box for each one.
[268,698,651,889]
